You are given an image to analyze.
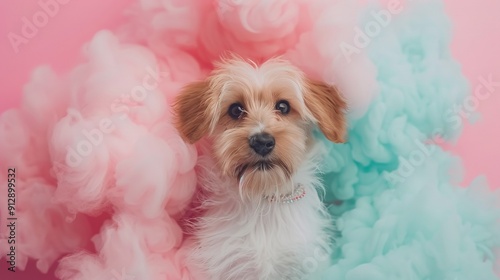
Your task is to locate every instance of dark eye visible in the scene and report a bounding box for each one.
[275,100,290,114]
[228,103,245,119]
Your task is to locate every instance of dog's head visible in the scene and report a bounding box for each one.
[173,57,346,198]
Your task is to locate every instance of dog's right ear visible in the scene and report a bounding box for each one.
[173,80,213,144]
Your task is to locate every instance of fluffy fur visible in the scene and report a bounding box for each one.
[1,1,499,279]
[173,57,347,279]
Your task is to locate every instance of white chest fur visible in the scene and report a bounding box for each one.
[189,146,333,280]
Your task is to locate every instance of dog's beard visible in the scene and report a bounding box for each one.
[236,159,294,200]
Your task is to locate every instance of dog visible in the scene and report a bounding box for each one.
[173,57,347,280]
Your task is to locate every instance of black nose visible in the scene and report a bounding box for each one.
[249,133,275,156]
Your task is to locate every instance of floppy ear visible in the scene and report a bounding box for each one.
[303,78,347,143]
[172,80,213,144]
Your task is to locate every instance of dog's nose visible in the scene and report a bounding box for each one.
[249,133,275,156]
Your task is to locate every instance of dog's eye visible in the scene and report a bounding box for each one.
[275,100,290,115]
[228,103,245,119]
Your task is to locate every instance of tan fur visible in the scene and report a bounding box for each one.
[173,57,347,198]
[172,81,213,144]
[303,79,347,143]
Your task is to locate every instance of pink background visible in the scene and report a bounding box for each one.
[0,0,499,279]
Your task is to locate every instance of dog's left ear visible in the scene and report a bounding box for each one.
[303,78,347,143]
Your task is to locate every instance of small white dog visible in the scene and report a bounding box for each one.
[173,57,347,280]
